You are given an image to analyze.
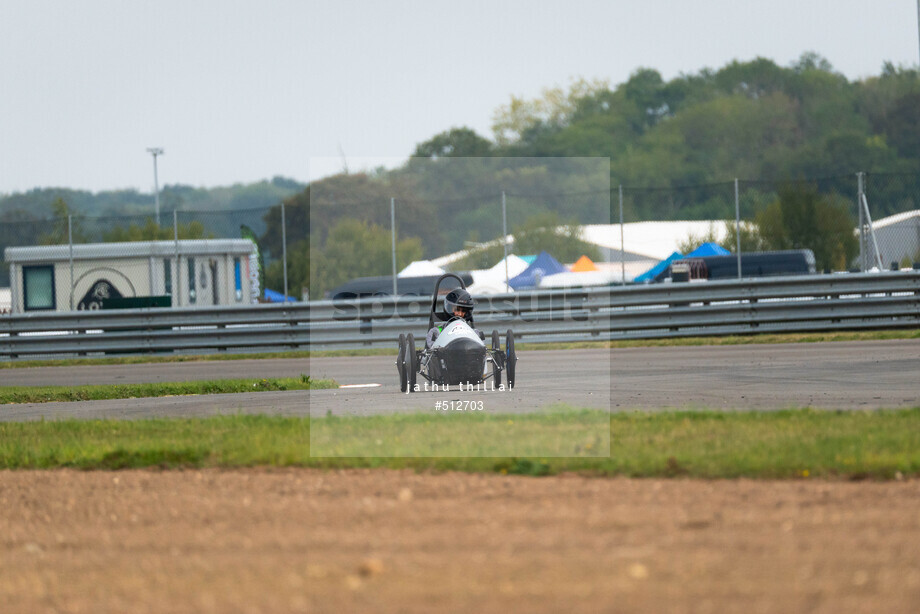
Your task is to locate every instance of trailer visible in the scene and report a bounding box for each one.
[4,239,257,313]
[668,250,816,282]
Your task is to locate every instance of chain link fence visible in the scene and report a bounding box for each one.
[614,173,920,282]
[2,171,919,313]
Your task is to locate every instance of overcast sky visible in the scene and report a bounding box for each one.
[1,0,917,195]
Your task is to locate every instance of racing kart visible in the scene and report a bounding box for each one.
[396,273,517,393]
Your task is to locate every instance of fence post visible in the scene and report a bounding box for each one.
[282,200,289,303]
[174,210,180,307]
[857,172,865,272]
[735,178,741,279]
[390,197,397,296]
[619,185,625,286]
[502,191,509,292]
[68,215,74,310]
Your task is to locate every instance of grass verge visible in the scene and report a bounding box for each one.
[0,377,337,404]
[1,408,919,479]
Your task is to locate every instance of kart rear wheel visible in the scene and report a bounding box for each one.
[493,356,502,388]
[406,333,418,392]
[397,333,407,392]
[506,329,516,389]
[491,330,501,351]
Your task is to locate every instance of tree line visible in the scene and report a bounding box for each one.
[263,54,920,296]
[4,53,920,294]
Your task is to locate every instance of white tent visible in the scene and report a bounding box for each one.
[581,221,727,261]
[468,254,529,294]
[398,260,444,277]
[540,261,656,287]
[489,254,529,277]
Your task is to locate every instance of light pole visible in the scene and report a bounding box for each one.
[147,147,164,226]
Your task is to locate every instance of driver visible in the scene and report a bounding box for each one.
[426,288,476,348]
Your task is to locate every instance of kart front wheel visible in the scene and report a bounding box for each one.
[406,333,418,392]
[397,333,407,392]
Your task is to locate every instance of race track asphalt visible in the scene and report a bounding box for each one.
[0,340,918,421]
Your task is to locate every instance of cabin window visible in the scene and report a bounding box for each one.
[164,259,172,295]
[234,258,242,301]
[23,265,55,311]
[187,258,196,303]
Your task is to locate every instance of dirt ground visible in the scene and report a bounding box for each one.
[1,469,919,614]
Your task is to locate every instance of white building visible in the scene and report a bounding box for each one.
[4,240,257,313]
[871,210,920,268]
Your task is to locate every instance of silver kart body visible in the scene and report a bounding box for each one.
[421,319,490,386]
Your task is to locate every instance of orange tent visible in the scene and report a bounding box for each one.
[571,255,598,272]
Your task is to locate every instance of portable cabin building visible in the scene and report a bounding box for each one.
[4,239,257,313]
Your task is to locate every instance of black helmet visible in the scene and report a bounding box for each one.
[444,288,474,318]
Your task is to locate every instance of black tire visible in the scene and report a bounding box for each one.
[397,333,407,392]
[491,329,501,351]
[493,355,502,388]
[506,329,516,389]
[406,333,418,392]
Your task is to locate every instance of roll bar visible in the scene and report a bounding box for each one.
[428,273,467,330]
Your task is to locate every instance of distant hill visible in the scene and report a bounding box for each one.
[0,176,306,219]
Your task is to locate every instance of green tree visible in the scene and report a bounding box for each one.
[413,127,493,158]
[752,183,858,271]
[261,187,309,259]
[511,212,600,263]
[0,180,304,220]
[721,220,770,254]
[446,242,507,272]
[678,223,722,254]
[880,92,920,157]
[261,172,437,259]
[102,218,209,241]
[262,238,311,298]
[491,78,609,146]
[39,198,89,245]
[622,68,671,132]
[271,219,423,299]
[714,57,787,99]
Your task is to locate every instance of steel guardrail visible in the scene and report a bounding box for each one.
[2,272,919,358]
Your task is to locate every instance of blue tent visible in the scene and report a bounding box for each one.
[634,251,683,283]
[687,242,730,257]
[634,243,731,284]
[508,251,568,289]
[264,288,298,302]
